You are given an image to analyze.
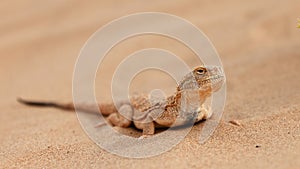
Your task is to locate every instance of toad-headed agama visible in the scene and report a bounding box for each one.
[18,66,225,137]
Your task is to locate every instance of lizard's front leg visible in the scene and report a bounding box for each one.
[133,113,155,138]
[195,104,212,122]
[141,121,155,136]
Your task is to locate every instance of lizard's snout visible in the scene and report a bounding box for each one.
[212,66,225,80]
[212,66,224,75]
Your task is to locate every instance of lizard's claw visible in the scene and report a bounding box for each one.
[138,135,152,140]
[94,121,107,128]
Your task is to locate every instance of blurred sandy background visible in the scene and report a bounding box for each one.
[0,0,299,168]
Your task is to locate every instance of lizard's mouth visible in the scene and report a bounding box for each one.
[198,73,225,92]
[199,74,224,85]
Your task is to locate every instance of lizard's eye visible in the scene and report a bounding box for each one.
[196,68,206,75]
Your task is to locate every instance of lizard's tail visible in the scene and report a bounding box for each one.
[17,97,75,110]
[17,97,117,115]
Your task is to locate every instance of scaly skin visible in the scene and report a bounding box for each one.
[18,66,225,137]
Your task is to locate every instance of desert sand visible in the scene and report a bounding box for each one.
[0,0,299,168]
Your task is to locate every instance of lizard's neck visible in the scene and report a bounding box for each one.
[174,89,212,106]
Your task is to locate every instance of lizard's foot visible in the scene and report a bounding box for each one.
[138,134,153,139]
[107,104,133,128]
[202,104,212,119]
[195,105,212,122]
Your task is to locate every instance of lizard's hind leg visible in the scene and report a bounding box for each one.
[107,104,133,128]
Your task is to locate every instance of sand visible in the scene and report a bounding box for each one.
[0,0,299,168]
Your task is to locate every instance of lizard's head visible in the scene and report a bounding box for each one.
[178,65,225,94]
[193,66,225,92]
[174,66,225,124]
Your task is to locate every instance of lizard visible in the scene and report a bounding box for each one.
[17,65,225,137]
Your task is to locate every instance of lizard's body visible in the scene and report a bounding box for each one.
[18,66,225,137]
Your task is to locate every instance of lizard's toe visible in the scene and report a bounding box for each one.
[138,135,152,140]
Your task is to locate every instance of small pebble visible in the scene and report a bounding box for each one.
[229,120,241,126]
